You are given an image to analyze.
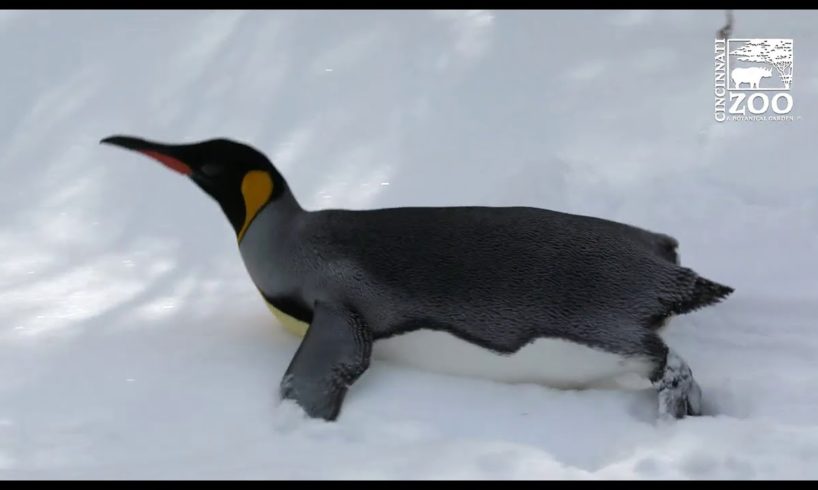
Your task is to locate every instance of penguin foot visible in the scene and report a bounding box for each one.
[653,350,702,419]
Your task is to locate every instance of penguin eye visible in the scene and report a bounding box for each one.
[200,163,224,177]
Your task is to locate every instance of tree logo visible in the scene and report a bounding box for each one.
[714,38,794,122]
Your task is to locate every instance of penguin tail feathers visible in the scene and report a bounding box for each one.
[672,275,735,315]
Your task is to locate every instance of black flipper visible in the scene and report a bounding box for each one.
[279,301,372,421]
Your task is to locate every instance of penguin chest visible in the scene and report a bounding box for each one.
[264,301,309,337]
[371,330,653,389]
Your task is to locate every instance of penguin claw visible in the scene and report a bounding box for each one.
[654,350,703,420]
[686,379,703,416]
[657,390,700,420]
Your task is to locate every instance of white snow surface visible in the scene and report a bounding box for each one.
[2,10,818,479]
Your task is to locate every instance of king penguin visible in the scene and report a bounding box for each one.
[100,135,734,422]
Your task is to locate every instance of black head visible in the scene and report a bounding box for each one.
[100,135,297,241]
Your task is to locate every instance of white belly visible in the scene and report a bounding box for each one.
[372,330,653,389]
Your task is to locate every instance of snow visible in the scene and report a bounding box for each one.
[2,10,818,479]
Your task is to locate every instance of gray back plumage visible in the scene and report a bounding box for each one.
[291,206,733,351]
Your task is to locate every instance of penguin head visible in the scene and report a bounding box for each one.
[100,135,295,241]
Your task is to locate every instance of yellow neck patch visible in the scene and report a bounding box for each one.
[238,170,273,242]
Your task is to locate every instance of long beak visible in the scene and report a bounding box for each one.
[100,135,193,176]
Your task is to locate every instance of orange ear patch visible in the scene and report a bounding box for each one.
[238,170,274,241]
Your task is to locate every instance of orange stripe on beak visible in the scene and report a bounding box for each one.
[141,150,193,176]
